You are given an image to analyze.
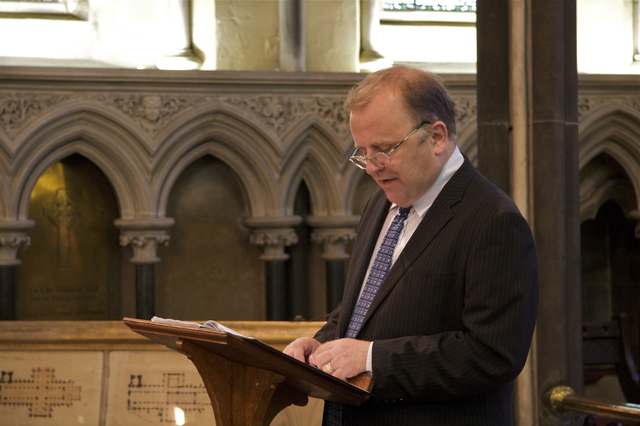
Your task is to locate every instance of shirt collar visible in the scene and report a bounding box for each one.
[390,146,464,217]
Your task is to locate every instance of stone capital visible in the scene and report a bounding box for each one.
[115,218,174,264]
[244,216,302,261]
[306,215,359,260]
[0,220,35,266]
[310,228,356,260]
[249,228,299,261]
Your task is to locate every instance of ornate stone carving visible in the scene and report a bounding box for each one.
[0,220,35,266]
[221,95,350,136]
[578,95,640,117]
[0,234,31,266]
[454,97,477,128]
[119,233,171,264]
[99,94,194,133]
[115,218,175,264]
[0,93,74,136]
[311,228,356,260]
[249,228,299,261]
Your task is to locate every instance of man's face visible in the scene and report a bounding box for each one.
[350,91,446,208]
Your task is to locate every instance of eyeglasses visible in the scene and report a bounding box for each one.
[349,121,431,169]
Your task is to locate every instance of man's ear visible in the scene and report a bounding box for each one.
[430,121,449,155]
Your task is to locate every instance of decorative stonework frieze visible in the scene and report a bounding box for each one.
[221,95,350,136]
[0,93,75,136]
[0,92,352,140]
[578,95,640,118]
[97,94,195,134]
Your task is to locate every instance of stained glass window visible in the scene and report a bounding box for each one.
[383,1,476,12]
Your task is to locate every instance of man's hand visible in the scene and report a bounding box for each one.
[283,337,321,364]
[309,338,370,380]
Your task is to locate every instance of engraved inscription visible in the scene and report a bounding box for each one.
[127,373,209,423]
[0,368,81,418]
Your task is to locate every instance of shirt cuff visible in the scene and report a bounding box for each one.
[366,341,374,372]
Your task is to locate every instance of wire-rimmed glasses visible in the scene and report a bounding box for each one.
[349,121,431,169]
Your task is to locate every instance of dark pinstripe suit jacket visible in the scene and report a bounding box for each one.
[315,157,539,426]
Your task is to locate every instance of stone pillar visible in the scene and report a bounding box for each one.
[156,0,202,70]
[245,216,302,321]
[279,0,305,71]
[308,216,359,313]
[115,218,174,320]
[0,220,34,320]
[476,0,511,194]
[360,0,392,72]
[531,1,581,425]
[477,0,579,424]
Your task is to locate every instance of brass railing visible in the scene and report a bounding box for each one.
[544,386,640,424]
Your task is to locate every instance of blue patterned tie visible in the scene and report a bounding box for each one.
[345,206,411,339]
[323,206,411,426]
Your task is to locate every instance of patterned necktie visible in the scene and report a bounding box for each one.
[345,206,411,339]
[323,206,411,426]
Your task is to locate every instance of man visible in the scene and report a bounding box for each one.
[284,66,538,425]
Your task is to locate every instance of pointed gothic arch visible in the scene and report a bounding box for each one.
[579,104,640,220]
[9,101,152,221]
[152,104,285,219]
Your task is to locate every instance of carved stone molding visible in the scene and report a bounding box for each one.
[578,94,640,117]
[0,220,35,266]
[0,91,352,139]
[306,215,359,261]
[97,94,194,134]
[114,218,175,264]
[454,97,478,128]
[219,95,351,136]
[244,216,302,261]
[0,93,76,136]
[310,228,356,260]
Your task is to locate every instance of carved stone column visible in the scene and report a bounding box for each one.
[244,216,302,320]
[279,0,305,71]
[360,0,392,72]
[0,220,34,320]
[115,218,174,319]
[156,0,201,70]
[308,216,359,313]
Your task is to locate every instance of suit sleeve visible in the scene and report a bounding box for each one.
[314,303,340,343]
[370,208,538,401]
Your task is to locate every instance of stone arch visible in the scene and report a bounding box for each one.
[281,118,347,217]
[10,101,152,221]
[152,104,283,219]
[579,104,640,221]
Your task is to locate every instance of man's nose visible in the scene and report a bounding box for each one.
[366,160,384,174]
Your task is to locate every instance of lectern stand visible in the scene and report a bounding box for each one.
[124,318,372,426]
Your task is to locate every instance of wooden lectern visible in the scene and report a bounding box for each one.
[124,318,372,426]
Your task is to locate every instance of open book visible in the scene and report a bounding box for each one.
[142,316,373,395]
[151,316,250,338]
